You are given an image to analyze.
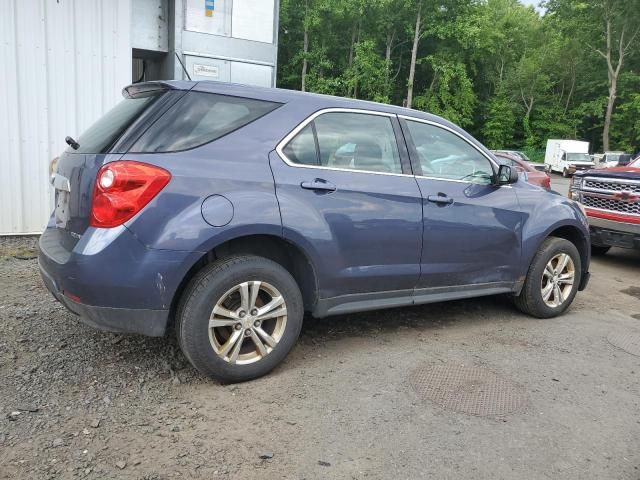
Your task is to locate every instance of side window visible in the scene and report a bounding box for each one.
[130,92,280,152]
[282,112,402,174]
[282,124,318,166]
[406,120,494,184]
[315,113,402,174]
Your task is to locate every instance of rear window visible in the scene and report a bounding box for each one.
[73,93,159,154]
[129,92,280,153]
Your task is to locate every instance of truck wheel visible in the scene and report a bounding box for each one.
[514,237,581,318]
[562,168,569,178]
[176,255,304,383]
[591,245,610,256]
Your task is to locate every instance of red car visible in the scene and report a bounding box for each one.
[492,151,551,190]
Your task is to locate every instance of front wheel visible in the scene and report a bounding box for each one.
[514,237,581,318]
[176,255,304,383]
[562,168,570,178]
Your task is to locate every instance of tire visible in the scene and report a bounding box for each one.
[562,168,569,178]
[176,255,304,383]
[591,245,611,256]
[514,237,582,318]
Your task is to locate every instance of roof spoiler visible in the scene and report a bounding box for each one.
[122,81,175,99]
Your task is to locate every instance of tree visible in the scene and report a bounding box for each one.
[414,54,476,126]
[588,0,640,151]
[406,0,422,107]
[277,0,640,153]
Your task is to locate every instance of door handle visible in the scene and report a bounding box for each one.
[300,179,336,192]
[427,195,454,205]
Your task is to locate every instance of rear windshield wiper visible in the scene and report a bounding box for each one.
[65,136,80,150]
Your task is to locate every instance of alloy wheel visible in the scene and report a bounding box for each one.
[540,253,575,308]
[208,281,288,365]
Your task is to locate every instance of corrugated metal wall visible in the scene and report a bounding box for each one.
[0,0,131,235]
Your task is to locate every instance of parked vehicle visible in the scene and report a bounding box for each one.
[39,81,591,382]
[492,151,551,190]
[569,155,640,255]
[594,151,627,169]
[544,139,594,177]
[493,149,530,162]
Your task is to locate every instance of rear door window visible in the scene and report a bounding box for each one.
[281,112,403,174]
[130,92,281,153]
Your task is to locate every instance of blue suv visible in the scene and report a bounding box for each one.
[40,81,590,382]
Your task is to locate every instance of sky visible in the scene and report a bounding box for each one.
[519,0,544,12]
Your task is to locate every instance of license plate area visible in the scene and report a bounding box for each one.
[55,189,70,229]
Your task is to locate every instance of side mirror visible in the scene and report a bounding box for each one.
[496,164,519,185]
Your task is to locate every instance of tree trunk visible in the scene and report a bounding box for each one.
[301,25,309,92]
[407,3,422,109]
[592,18,637,151]
[353,20,361,98]
[385,30,395,93]
[521,89,534,145]
[603,77,617,152]
[564,62,575,115]
[348,27,357,69]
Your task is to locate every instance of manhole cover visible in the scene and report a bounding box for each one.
[408,364,527,416]
[607,329,640,357]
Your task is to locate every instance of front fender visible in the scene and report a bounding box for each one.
[517,188,590,279]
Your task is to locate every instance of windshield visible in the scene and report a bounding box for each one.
[566,153,591,162]
[632,156,640,167]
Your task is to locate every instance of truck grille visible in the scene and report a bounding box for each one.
[582,195,640,215]
[581,176,640,215]
[584,179,640,194]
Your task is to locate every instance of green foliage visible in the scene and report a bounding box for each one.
[413,55,476,127]
[611,73,640,153]
[345,41,391,102]
[482,90,516,149]
[278,0,640,153]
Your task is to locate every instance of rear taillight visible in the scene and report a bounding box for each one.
[90,161,171,228]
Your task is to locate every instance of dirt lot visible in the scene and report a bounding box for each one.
[2,181,640,479]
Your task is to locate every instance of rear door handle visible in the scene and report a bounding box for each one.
[301,179,336,192]
[427,195,454,205]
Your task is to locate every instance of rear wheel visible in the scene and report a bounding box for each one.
[591,245,610,256]
[176,255,303,383]
[514,237,581,318]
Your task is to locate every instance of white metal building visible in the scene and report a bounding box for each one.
[0,0,279,235]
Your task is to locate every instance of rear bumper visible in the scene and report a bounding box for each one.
[38,224,202,336]
[39,259,168,336]
[588,215,640,249]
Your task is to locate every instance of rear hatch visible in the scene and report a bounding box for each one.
[51,83,183,249]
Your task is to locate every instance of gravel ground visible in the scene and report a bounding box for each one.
[2,199,640,479]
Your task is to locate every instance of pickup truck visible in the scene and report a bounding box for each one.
[569,156,640,254]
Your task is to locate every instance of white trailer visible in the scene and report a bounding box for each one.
[544,139,594,177]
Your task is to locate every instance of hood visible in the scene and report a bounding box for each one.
[575,165,640,180]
